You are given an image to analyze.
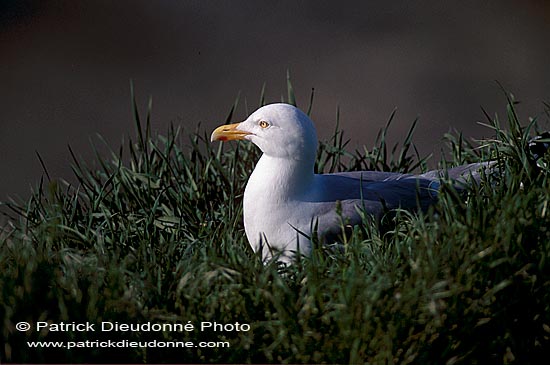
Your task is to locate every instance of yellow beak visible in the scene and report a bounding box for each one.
[210,122,251,142]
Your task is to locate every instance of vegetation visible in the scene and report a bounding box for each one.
[1,83,549,364]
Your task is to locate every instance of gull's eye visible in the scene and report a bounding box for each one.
[259,120,270,129]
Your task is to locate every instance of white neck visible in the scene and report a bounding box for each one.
[246,154,315,199]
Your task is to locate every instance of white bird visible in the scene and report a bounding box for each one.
[211,103,487,263]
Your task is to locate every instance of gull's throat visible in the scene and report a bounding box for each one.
[248,154,315,199]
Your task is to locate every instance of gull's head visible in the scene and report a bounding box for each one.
[211,103,318,161]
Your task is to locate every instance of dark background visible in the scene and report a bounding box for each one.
[1,0,550,203]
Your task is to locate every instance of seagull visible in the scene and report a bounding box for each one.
[210,103,490,263]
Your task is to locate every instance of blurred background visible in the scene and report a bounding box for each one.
[1,0,550,203]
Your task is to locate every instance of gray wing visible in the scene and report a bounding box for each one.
[323,162,493,203]
[311,171,437,241]
[312,162,492,241]
[420,162,495,189]
[317,171,438,209]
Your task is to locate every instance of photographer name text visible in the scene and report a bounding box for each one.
[17,321,250,333]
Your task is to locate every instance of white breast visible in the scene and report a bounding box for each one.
[242,155,317,262]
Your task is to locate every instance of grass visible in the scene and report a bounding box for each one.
[1,83,550,364]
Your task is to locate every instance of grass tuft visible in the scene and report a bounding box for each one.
[1,86,550,364]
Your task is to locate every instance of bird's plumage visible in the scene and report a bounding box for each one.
[211,103,487,263]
